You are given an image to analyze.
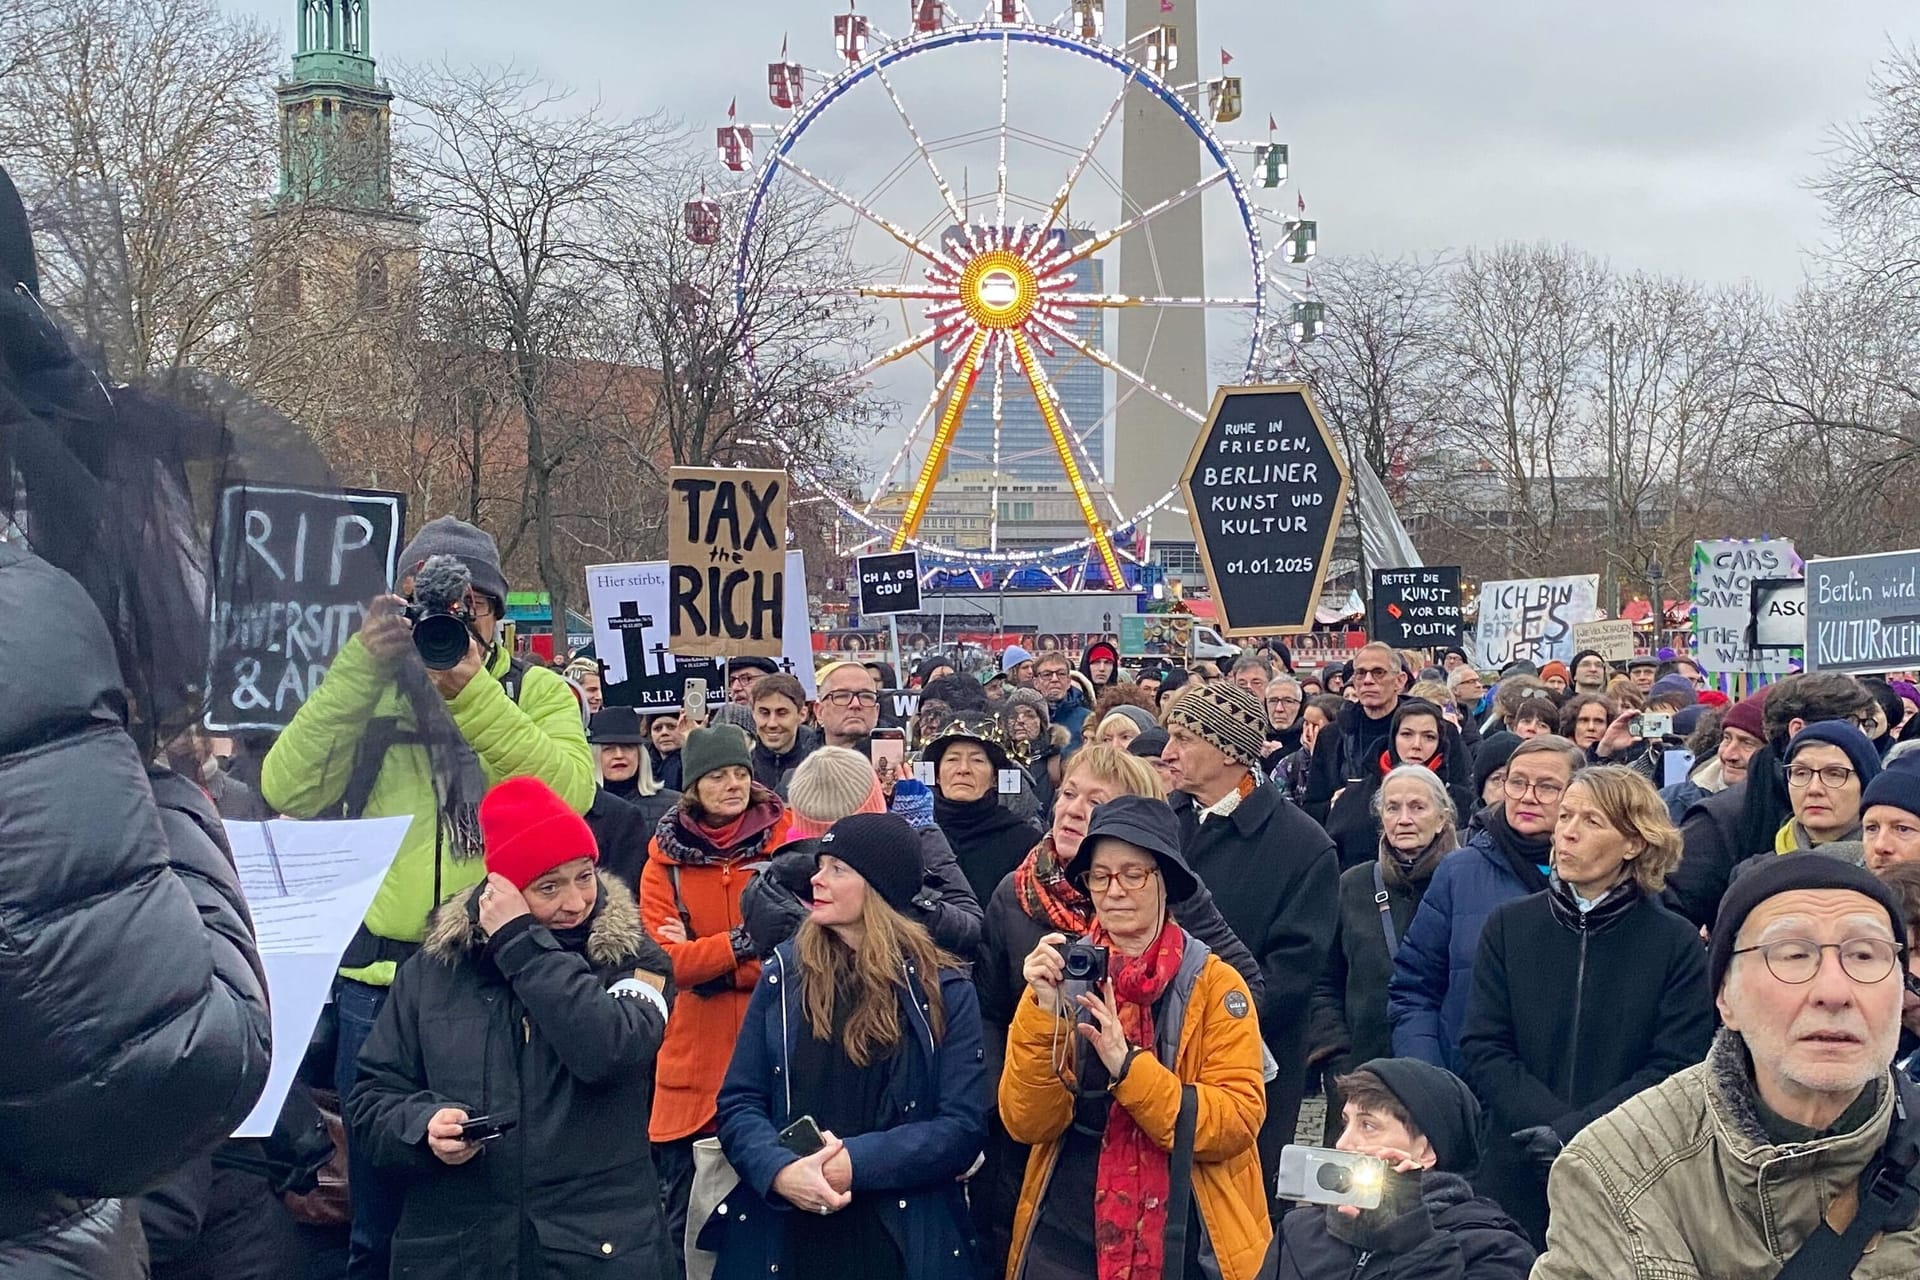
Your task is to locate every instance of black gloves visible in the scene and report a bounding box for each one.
[1511,1125,1563,1176]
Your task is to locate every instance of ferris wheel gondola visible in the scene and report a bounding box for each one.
[693,2,1323,586]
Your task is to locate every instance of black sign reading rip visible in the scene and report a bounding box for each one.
[1180,385,1350,636]
[857,551,922,616]
[1370,568,1464,650]
[205,484,404,732]
[604,600,725,713]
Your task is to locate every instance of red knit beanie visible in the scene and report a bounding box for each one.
[480,777,598,889]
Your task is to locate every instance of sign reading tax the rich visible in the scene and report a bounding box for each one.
[1180,384,1349,636]
[666,467,788,659]
[205,484,404,732]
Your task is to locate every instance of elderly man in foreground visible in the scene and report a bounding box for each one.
[1531,856,1920,1278]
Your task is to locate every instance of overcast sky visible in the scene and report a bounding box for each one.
[228,0,1916,295]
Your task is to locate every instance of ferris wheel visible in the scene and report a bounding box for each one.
[688,0,1323,587]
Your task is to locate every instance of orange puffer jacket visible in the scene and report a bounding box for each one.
[641,788,790,1143]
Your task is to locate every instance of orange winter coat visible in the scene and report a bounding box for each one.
[641,788,790,1143]
[1000,945,1271,1280]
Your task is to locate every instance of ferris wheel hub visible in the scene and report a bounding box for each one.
[957,247,1040,330]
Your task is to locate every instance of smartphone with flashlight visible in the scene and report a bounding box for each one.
[1275,1145,1388,1210]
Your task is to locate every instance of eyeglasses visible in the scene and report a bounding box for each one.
[1352,666,1394,683]
[1852,715,1882,732]
[1732,937,1902,985]
[1036,668,1071,681]
[1266,696,1302,708]
[820,690,879,708]
[1786,764,1857,789]
[1503,775,1565,802]
[1077,865,1160,894]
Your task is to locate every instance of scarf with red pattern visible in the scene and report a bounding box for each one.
[1012,835,1091,934]
[1089,915,1187,1280]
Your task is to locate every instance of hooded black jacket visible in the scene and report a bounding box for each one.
[750,725,820,795]
[1274,1171,1535,1279]
[0,544,272,1275]
[347,876,675,1279]
[1457,881,1714,1245]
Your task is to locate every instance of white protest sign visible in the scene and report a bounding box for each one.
[1571,619,1634,663]
[1472,575,1600,667]
[1690,539,1800,676]
[227,816,410,1138]
[585,551,815,710]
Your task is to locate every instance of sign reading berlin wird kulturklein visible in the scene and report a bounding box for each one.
[1804,549,1920,675]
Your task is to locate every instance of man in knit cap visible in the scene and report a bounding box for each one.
[1533,855,1920,1278]
[261,514,593,1279]
[1163,679,1339,1219]
[1864,755,1920,874]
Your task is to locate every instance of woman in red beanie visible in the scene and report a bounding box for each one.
[641,724,792,1276]
[346,775,677,1279]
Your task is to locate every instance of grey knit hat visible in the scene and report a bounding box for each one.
[1164,680,1267,767]
[711,702,757,735]
[787,746,883,824]
[399,516,508,604]
[1003,686,1050,724]
[680,725,753,788]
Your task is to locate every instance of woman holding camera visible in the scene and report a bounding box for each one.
[1001,795,1270,1280]
[709,813,988,1280]
[347,777,676,1278]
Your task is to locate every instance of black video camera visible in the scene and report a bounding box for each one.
[405,554,477,670]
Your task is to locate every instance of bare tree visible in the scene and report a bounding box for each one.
[0,0,297,387]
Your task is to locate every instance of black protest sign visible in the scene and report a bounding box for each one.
[1804,550,1920,674]
[1179,384,1349,636]
[604,598,724,713]
[667,467,788,658]
[1370,568,1463,650]
[205,485,404,731]
[857,551,922,616]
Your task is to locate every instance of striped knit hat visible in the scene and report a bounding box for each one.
[1164,680,1267,767]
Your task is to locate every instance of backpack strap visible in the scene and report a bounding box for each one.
[1776,1074,1920,1279]
[666,864,695,937]
[497,651,532,704]
[1372,862,1400,957]
[1162,1084,1199,1280]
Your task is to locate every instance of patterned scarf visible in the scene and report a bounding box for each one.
[1012,835,1091,934]
[1088,916,1187,1280]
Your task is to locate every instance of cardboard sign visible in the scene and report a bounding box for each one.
[205,484,404,732]
[1370,568,1464,650]
[857,551,921,616]
[1750,577,1807,651]
[585,552,815,712]
[1572,619,1635,663]
[666,467,788,658]
[1179,385,1349,636]
[1690,539,1801,676]
[1472,575,1601,668]
[1804,549,1920,675]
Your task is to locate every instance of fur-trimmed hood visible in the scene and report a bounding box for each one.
[423,872,645,970]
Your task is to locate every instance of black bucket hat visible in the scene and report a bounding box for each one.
[1062,794,1198,901]
[921,711,1014,774]
[588,706,646,745]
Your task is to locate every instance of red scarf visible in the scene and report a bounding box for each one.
[1012,835,1092,934]
[1088,916,1187,1280]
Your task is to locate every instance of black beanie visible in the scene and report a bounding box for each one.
[1354,1058,1482,1174]
[817,812,926,914]
[1863,754,1920,822]
[1473,731,1521,796]
[1708,853,1907,993]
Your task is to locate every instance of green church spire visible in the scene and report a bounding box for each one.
[294,0,376,85]
[277,0,394,209]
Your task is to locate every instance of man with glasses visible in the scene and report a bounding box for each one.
[1032,649,1092,753]
[1260,676,1306,782]
[1305,641,1409,824]
[813,660,881,751]
[1532,856,1920,1278]
[1669,673,1879,929]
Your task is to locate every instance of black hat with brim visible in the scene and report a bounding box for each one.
[588,706,646,745]
[1062,794,1198,902]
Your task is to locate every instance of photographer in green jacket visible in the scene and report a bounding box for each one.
[260,515,593,1280]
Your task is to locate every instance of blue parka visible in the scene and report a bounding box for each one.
[706,942,989,1279]
[1386,825,1544,1072]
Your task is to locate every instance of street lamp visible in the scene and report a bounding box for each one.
[1646,558,1664,651]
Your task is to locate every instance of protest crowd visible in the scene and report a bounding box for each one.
[11,167,1920,1280]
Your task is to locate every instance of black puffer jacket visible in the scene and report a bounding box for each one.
[347,875,674,1280]
[0,544,272,1274]
[1274,1171,1535,1279]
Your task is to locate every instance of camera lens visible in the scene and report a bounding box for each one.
[1064,951,1091,979]
[1315,1164,1354,1194]
[413,612,471,670]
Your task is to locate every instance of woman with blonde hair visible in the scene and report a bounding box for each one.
[1458,764,1714,1246]
[709,813,987,1280]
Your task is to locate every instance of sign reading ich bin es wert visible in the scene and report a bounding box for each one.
[1179,384,1350,637]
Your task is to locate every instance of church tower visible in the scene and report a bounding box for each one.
[253,0,422,433]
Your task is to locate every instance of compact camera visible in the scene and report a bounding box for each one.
[1628,711,1673,740]
[1274,1145,1388,1210]
[1061,941,1109,985]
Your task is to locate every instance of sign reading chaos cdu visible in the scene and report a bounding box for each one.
[205,484,405,732]
[1179,384,1349,635]
[1804,549,1920,674]
[856,551,922,616]
[1369,567,1464,650]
